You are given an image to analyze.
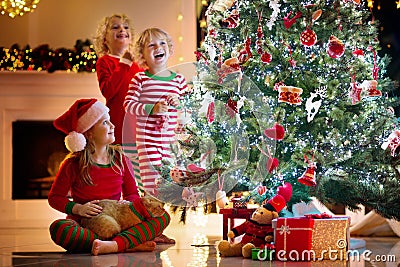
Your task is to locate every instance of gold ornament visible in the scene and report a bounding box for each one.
[1,0,40,18]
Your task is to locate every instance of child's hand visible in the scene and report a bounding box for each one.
[153,100,168,114]
[166,94,181,108]
[73,200,103,218]
[122,51,133,61]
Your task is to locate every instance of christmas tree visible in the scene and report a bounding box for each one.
[157,0,400,221]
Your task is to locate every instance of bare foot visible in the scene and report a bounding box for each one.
[125,241,156,252]
[153,234,175,244]
[91,239,118,256]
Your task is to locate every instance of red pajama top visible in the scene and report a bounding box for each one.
[96,54,143,144]
[48,155,140,222]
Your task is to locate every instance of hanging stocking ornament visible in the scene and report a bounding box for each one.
[298,154,317,186]
[216,170,228,208]
[327,35,345,58]
[349,74,362,105]
[361,80,381,98]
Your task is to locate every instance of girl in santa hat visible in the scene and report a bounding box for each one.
[48,98,171,255]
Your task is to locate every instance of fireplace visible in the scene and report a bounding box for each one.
[12,120,68,199]
[0,71,103,227]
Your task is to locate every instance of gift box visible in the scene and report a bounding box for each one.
[272,215,350,261]
[251,244,275,261]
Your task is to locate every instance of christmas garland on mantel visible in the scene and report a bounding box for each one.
[0,39,97,73]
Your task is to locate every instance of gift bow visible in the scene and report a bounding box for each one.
[304,212,332,219]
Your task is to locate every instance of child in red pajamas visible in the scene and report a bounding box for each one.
[48,98,171,255]
[93,13,144,193]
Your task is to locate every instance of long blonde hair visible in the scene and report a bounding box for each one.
[93,13,135,57]
[65,142,124,186]
[134,27,174,68]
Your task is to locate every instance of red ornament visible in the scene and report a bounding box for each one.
[266,157,279,173]
[225,98,238,118]
[327,35,345,58]
[261,51,272,64]
[187,163,205,174]
[264,123,285,140]
[277,182,292,202]
[298,165,317,186]
[207,101,215,123]
[300,29,317,47]
[257,185,267,196]
[283,11,303,29]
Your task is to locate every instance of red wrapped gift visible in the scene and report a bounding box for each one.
[272,216,350,261]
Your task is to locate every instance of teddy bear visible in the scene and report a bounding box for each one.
[217,182,292,258]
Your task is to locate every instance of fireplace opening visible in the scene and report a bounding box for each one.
[12,120,68,199]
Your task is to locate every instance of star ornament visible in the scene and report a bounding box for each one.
[182,187,204,207]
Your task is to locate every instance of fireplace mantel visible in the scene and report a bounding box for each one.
[0,71,104,228]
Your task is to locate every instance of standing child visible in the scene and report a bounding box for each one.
[124,28,188,195]
[93,13,144,193]
[48,98,171,255]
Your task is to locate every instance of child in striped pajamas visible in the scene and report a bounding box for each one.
[124,28,188,194]
[48,98,171,255]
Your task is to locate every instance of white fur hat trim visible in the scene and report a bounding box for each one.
[65,131,87,152]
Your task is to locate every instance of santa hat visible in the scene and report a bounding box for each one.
[53,98,109,152]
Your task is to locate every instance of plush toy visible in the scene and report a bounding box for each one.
[80,195,165,239]
[217,183,292,258]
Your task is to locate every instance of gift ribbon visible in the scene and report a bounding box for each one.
[278,218,314,259]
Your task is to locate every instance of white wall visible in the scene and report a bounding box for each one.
[0,0,197,66]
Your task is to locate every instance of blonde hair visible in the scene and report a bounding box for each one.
[93,14,135,57]
[66,142,124,186]
[134,28,174,68]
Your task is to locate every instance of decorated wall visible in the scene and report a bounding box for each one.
[0,0,197,67]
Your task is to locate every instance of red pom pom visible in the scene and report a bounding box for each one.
[277,182,292,202]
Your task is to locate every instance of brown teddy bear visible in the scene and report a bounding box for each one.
[217,183,292,258]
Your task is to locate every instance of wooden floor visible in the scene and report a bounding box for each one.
[1,213,399,267]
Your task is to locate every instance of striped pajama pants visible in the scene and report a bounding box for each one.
[121,143,145,195]
[49,212,170,253]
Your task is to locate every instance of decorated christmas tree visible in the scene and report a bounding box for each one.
[157,0,400,221]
